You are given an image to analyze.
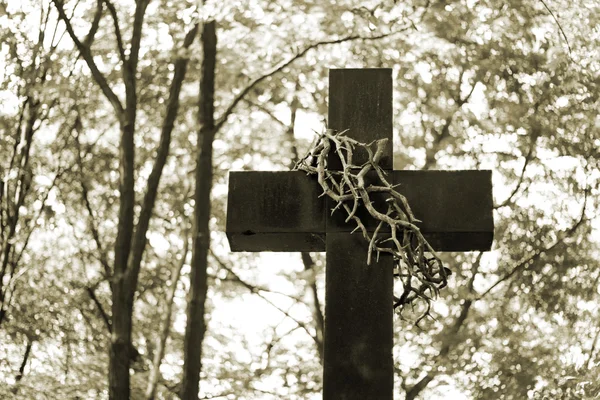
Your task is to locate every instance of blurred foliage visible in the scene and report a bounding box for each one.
[0,0,598,399]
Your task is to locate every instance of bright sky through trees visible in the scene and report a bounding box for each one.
[1,0,599,399]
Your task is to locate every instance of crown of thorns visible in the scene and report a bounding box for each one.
[294,129,450,324]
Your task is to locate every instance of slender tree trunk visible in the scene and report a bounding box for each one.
[109,281,134,400]
[109,120,137,400]
[287,90,325,362]
[15,338,32,382]
[146,232,189,400]
[180,20,217,400]
[301,253,324,362]
[0,102,37,328]
[12,338,33,395]
[405,374,435,400]
[404,296,474,400]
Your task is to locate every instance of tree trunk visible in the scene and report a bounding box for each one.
[301,253,324,363]
[109,286,134,400]
[146,231,189,400]
[180,20,217,400]
[0,100,37,328]
[287,90,325,363]
[15,338,32,381]
[109,117,137,400]
[404,299,474,400]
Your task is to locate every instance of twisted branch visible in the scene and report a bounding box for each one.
[295,129,449,323]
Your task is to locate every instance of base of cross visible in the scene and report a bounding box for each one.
[325,232,393,398]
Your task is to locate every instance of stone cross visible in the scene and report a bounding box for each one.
[226,69,493,399]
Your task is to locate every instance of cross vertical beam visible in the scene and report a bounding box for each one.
[328,69,393,170]
[324,233,393,399]
[324,69,395,399]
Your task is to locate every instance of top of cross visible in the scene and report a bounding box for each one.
[226,68,493,253]
[327,68,393,170]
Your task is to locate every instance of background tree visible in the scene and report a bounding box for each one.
[0,4,84,396]
[51,0,198,397]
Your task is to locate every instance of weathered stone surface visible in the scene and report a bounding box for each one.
[226,171,326,251]
[323,232,393,400]
[328,69,393,170]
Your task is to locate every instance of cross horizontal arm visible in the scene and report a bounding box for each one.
[226,169,493,252]
[393,170,494,251]
[226,171,326,252]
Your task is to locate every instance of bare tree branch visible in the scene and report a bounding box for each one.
[254,325,303,378]
[210,251,304,303]
[87,286,112,332]
[127,0,149,74]
[210,251,319,346]
[146,227,189,400]
[52,0,124,114]
[74,126,111,277]
[539,0,572,55]
[82,0,102,47]
[120,0,149,129]
[13,337,32,388]
[102,0,126,61]
[494,134,538,209]
[214,31,398,134]
[243,99,288,127]
[480,188,589,299]
[125,22,198,288]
